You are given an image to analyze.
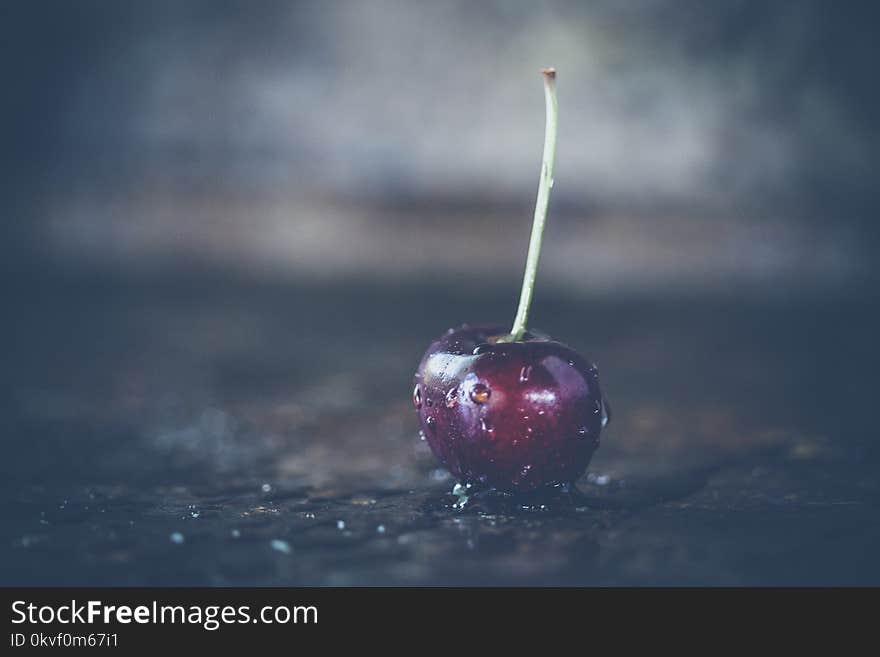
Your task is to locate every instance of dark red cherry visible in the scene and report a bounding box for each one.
[413,325,608,493]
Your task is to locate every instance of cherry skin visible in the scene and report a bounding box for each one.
[414,325,608,493]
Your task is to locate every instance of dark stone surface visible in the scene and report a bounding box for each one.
[2,269,878,585]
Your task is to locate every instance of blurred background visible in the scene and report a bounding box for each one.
[1,1,878,585]
[4,0,878,292]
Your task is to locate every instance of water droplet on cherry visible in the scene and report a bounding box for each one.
[412,384,422,409]
[425,415,436,431]
[445,387,459,408]
[470,383,491,404]
[600,396,612,428]
[519,365,532,382]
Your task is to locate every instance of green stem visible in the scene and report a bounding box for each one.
[507,68,558,342]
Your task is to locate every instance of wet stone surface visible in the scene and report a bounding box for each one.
[1,271,878,585]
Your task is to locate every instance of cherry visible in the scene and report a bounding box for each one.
[414,325,608,492]
[411,69,610,493]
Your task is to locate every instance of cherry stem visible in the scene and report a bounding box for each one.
[506,68,558,342]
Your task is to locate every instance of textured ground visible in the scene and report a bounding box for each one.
[1,269,877,585]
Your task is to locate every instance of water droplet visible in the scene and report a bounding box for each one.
[601,397,612,428]
[451,483,470,508]
[470,383,490,404]
[412,384,422,409]
[270,539,291,554]
[376,524,386,534]
[472,344,491,355]
[261,483,272,493]
[418,430,426,441]
[169,532,184,544]
[519,365,532,382]
[445,387,459,408]
[577,426,590,439]
[520,464,533,477]
[426,397,434,408]
[425,415,436,431]
[480,418,494,435]
[336,520,346,530]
